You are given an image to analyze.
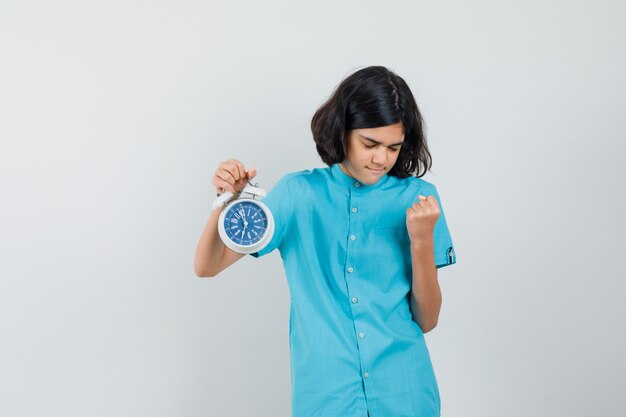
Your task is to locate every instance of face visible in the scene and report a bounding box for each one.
[339,122,405,185]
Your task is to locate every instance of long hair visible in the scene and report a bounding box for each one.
[311,66,432,178]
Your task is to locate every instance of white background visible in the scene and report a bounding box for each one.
[1,1,625,416]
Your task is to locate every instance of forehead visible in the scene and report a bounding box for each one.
[354,123,405,145]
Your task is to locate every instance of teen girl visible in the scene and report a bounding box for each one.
[195,65,457,417]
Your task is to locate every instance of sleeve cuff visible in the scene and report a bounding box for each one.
[435,246,456,269]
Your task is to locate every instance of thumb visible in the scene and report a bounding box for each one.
[247,166,257,180]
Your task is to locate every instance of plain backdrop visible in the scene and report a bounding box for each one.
[1,1,625,416]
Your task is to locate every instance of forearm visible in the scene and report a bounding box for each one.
[409,238,442,333]
[194,205,227,277]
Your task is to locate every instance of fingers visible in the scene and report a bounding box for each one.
[415,194,439,208]
[213,170,235,193]
[425,195,439,209]
[410,195,429,212]
[416,195,429,206]
[222,159,245,182]
[232,159,246,181]
[212,159,257,194]
[408,194,440,215]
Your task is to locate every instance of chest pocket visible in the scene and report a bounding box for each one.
[365,227,412,290]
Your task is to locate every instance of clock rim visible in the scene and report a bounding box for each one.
[217,198,275,254]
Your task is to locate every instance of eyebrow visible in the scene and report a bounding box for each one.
[359,134,404,147]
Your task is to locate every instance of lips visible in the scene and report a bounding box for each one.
[367,167,384,173]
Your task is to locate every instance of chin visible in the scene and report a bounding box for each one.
[360,174,383,184]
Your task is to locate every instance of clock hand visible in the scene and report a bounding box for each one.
[239,207,248,226]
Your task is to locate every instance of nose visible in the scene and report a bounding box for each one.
[372,147,387,165]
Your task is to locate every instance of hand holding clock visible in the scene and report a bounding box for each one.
[195,159,271,275]
[209,158,274,254]
[212,159,257,196]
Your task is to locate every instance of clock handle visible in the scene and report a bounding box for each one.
[240,183,267,198]
[211,182,266,210]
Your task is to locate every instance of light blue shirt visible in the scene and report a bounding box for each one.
[250,163,456,417]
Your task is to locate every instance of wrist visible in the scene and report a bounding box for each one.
[410,237,434,250]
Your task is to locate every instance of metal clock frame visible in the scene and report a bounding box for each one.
[212,182,274,255]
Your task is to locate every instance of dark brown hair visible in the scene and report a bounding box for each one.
[311,66,432,178]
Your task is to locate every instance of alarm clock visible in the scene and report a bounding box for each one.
[211,182,274,254]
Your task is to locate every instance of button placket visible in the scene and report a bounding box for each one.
[346,191,360,304]
[345,183,373,390]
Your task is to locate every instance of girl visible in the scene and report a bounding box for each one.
[195,65,456,417]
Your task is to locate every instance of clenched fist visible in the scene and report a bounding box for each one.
[406,194,440,243]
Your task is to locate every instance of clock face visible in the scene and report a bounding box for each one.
[223,200,269,246]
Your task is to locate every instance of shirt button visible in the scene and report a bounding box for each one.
[354,181,360,187]
[351,297,358,304]
[358,332,365,339]
[351,207,358,213]
[350,234,356,241]
[364,372,369,378]
[347,267,354,273]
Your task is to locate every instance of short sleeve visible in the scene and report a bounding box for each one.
[248,174,293,258]
[414,184,457,269]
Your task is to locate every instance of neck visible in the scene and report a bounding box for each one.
[338,162,355,179]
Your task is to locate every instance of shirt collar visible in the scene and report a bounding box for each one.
[329,163,391,191]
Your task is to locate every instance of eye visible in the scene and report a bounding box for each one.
[390,147,401,152]
[365,144,376,149]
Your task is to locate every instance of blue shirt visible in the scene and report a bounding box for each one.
[250,163,456,417]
